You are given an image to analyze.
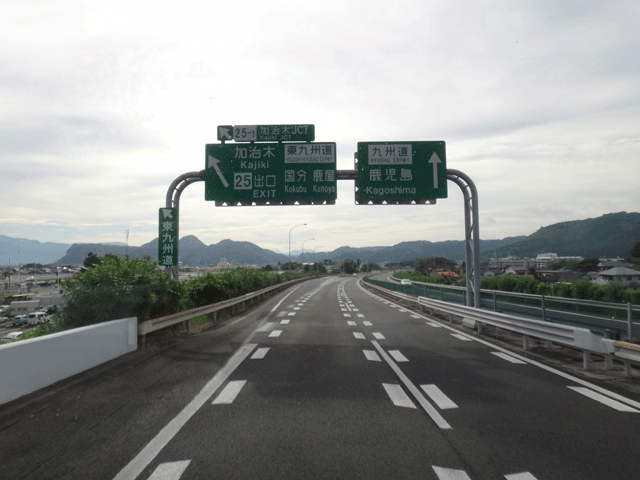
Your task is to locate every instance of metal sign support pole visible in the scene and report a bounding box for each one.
[164,170,205,280]
[447,169,480,307]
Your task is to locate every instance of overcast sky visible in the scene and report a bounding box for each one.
[1,1,639,256]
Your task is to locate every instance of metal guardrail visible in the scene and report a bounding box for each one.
[363,278,640,376]
[138,277,312,346]
[385,276,640,340]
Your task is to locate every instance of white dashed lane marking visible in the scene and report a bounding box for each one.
[451,333,472,341]
[388,350,408,362]
[420,384,458,410]
[212,380,247,405]
[256,322,275,332]
[492,352,527,364]
[363,350,381,361]
[382,383,416,409]
[147,460,191,480]
[250,348,270,360]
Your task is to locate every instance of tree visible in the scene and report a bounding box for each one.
[83,252,101,268]
[362,262,380,273]
[343,260,357,274]
[59,256,183,328]
[630,240,640,260]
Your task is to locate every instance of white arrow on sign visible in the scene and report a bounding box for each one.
[162,209,173,219]
[428,152,442,189]
[218,126,232,140]
[207,155,229,188]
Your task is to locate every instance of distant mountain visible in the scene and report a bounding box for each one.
[54,237,291,266]
[299,238,526,264]
[5,211,639,267]
[491,212,640,259]
[0,235,71,265]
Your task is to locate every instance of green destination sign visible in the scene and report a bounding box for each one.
[356,141,447,204]
[217,124,315,142]
[205,142,337,205]
[158,208,178,266]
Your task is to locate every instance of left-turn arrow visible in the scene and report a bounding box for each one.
[207,155,229,188]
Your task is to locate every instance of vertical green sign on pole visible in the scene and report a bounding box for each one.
[159,208,178,267]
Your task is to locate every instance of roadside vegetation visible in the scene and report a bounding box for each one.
[19,254,319,341]
[395,270,640,304]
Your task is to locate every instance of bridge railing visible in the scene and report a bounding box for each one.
[382,276,640,340]
[363,277,640,376]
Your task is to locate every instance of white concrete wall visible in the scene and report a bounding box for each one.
[0,317,137,405]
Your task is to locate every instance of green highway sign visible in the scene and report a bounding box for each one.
[158,208,178,266]
[217,124,315,142]
[356,141,447,204]
[205,142,337,205]
[323,259,333,265]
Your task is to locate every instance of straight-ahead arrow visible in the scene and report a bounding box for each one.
[428,152,442,189]
[207,155,229,188]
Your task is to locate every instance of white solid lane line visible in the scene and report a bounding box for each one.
[269,330,282,338]
[567,387,640,412]
[147,460,192,480]
[251,347,270,360]
[382,383,416,409]
[432,466,472,480]
[491,351,527,364]
[363,350,381,361]
[427,322,442,328]
[212,380,247,405]
[420,384,458,410]
[388,350,409,362]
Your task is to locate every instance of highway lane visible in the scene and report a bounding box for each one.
[115,276,640,479]
[1,276,639,479]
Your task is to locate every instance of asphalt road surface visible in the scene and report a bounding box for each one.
[1,276,639,479]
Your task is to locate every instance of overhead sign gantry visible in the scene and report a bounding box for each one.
[161,123,480,307]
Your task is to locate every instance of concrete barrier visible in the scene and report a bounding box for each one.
[0,317,137,405]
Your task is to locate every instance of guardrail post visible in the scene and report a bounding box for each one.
[523,334,530,350]
[604,354,613,370]
[627,303,633,340]
[541,295,546,321]
[493,292,497,312]
[583,351,591,370]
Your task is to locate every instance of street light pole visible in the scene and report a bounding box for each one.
[289,223,307,274]
[313,246,322,274]
[301,238,315,265]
